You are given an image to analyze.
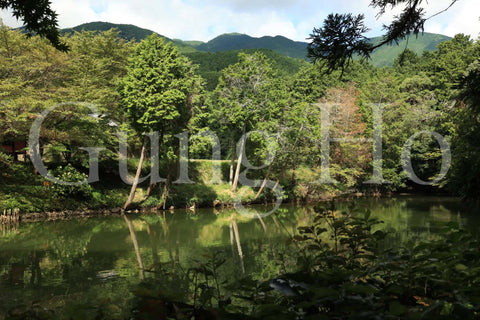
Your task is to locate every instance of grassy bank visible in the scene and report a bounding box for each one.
[0,157,352,215]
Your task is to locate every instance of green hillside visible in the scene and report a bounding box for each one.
[62,21,155,41]
[195,33,308,59]
[186,49,308,90]
[61,21,197,53]
[179,40,204,46]
[186,32,451,66]
[368,33,452,67]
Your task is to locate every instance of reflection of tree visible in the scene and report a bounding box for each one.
[143,219,159,268]
[30,250,42,286]
[231,218,245,274]
[7,262,24,285]
[0,220,19,236]
[123,214,145,280]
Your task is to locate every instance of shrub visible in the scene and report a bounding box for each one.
[49,164,94,200]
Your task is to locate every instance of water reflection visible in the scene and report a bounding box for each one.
[0,196,478,318]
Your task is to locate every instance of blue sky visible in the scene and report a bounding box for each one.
[1,0,479,42]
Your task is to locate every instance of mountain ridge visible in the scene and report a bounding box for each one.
[60,21,197,53]
[193,33,309,59]
[59,21,452,66]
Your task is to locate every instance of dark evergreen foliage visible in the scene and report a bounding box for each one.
[308,0,458,71]
[0,0,67,51]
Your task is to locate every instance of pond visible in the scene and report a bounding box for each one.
[0,196,478,319]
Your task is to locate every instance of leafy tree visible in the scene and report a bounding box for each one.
[65,29,133,117]
[0,25,134,167]
[320,84,369,176]
[119,34,201,209]
[37,30,134,165]
[461,59,480,110]
[185,48,306,91]
[0,23,66,150]
[307,13,372,72]
[423,34,476,101]
[210,52,275,191]
[393,48,420,70]
[0,0,67,50]
[450,52,480,198]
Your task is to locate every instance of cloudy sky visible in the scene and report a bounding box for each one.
[1,0,479,42]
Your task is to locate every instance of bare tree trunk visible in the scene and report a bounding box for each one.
[123,214,145,280]
[232,126,246,191]
[123,136,147,210]
[229,144,235,186]
[146,129,163,198]
[254,167,271,200]
[146,183,155,197]
[161,169,172,210]
[272,179,279,192]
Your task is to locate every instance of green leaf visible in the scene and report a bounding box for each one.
[342,284,379,295]
[455,264,468,272]
[312,287,339,298]
[389,300,407,316]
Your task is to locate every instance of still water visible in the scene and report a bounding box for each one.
[0,196,478,319]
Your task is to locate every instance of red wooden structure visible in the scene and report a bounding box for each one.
[0,141,27,160]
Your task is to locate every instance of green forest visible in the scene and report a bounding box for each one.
[2,1,480,319]
[1,22,479,213]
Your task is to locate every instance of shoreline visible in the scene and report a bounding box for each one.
[2,191,458,224]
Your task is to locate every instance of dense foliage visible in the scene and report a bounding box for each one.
[0,22,480,211]
[119,33,202,209]
[185,48,307,90]
[2,4,480,319]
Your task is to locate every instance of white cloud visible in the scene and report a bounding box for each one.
[198,0,301,13]
[1,0,479,42]
[429,1,480,39]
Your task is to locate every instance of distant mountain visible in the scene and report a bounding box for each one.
[368,33,452,67]
[62,21,156,41]
[60,22,452,67]
[193,33,308,60]
[183,32,451,66]
[61,21,197,53]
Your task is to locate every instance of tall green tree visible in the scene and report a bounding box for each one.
[424,34,476,101]
[65,29,133,118]
[211,52,275,191]
[450,46,480,198]
[119,34,201,209]
[0,23,67,151]
[37,30,134,165]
